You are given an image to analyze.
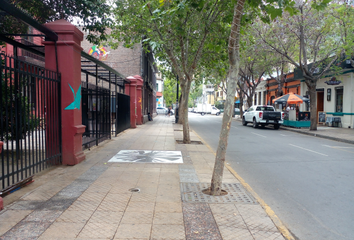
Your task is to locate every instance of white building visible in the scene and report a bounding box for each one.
[156,72,164,107]
[300,70,354,128]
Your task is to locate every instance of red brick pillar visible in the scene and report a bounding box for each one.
[43,19,85,165]
[134,75,144,125]
[126,76,137,128]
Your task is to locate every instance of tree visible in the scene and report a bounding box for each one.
[189,83,203,108]
[326,1,354,66]
[208,0,303,198]
[162,77,178,107]
[0,0,112,43]
[210,0,246,195]
[110,0,233,143]
[254,0,344,130]
[238,38,269,108]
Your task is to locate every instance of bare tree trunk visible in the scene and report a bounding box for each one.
[307,81,317,130]
[247,97,253,109]
[181,80,192,143]
[178,92,184,124]
[210,0,245,195]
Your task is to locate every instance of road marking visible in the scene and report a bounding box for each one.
[323,145,353,149]
[289,144,328,156]
[191,128,295,240]
[280,134,287,137]
[251,132,267,138]
[322,145,354,154]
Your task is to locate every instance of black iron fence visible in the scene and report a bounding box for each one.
[114,92,130,135]
[81,82,131,149]
[81,82,111,148]
[0,54,61,193]
[81,52,131,150]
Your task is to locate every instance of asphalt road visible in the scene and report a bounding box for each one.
[188,112,354,240]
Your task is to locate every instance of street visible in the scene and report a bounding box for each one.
[188,113,354,240]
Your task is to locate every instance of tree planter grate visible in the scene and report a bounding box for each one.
[176,140,203,145]
[180,183,257,204]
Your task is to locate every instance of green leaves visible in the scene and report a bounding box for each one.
[311,0,331,11]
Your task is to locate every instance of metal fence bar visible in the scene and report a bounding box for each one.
[0,54,61,192]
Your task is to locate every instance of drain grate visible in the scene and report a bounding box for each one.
[181,183,257,204]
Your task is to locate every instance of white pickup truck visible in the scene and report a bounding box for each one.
[242,105,284,129]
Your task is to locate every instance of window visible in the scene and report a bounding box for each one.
[335,87,343,112]
[256,106,274,111]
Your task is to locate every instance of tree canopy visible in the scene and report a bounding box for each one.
[0,0,112,43]
[253,0,352,130]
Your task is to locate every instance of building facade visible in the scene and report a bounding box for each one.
[156,72,164,108]
[81,37,157,123]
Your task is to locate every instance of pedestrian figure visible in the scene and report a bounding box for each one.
[167,106,171,117]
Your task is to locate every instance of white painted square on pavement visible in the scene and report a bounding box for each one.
[108,150,183,163]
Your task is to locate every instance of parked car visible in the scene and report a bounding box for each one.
[242,105,284,129]
[156,107,168,115]
[235,108,240,115]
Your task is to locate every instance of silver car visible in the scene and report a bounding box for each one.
[156,107,168,115]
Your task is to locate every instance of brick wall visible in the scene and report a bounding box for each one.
[81,39,142,78]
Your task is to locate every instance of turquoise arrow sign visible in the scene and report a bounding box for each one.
[65,84,81,110]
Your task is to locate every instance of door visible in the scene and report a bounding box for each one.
[317,91,324,121]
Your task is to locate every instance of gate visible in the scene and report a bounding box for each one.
[81,82,111,148]
[81,52,131,149]
[113,92,131,135]
[0,54,61,193]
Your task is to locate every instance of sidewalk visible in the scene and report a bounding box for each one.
[0,116,288,240]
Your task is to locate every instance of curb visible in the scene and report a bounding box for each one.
[280,127,354,145]
[234,117,354,145]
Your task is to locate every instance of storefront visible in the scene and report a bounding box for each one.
[300,70,354,128]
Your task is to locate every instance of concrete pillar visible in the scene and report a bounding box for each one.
[43,19,85,165]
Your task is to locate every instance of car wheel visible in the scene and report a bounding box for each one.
[242,117,247,126]
[216,112,220,116]
[253,118,258,128]
[201,112,205,116]
[274,124,280,130]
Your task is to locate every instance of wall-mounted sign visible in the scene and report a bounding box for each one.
[327,88,331,101]
[325,77,341,85]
